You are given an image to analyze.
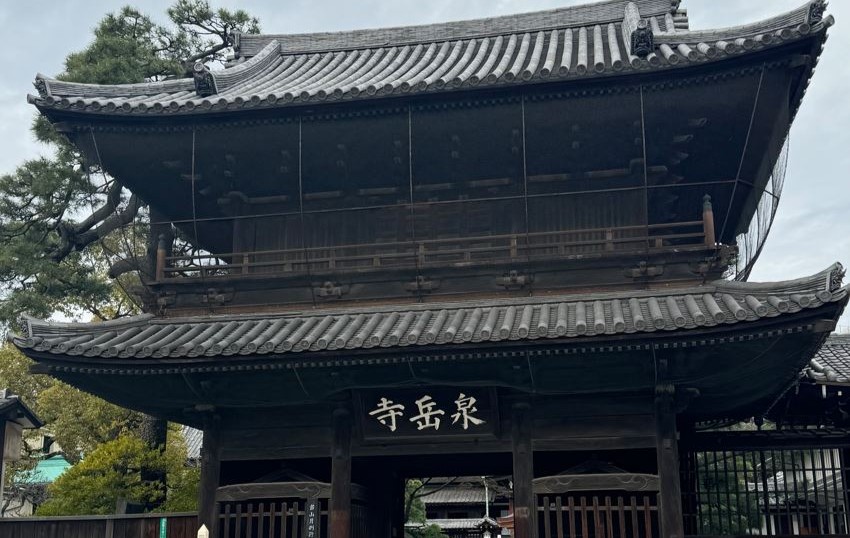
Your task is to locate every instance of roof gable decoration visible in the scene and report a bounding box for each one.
[809,0,828,24]
[624,3,654,59]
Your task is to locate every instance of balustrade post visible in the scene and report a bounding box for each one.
[155,234,167,281]
[702,195,716,247]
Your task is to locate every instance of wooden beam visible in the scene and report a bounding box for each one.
[198,416,221,538]
[511,402,534,538]
[330,408,353,538]
[655,386,684,538]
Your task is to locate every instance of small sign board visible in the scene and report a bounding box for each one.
[159,517,167,538]
[303,498,320,538]
[358,387,497,441]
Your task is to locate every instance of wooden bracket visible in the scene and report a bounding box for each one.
[200,288,234,306]
[406,276,439,293]
[498,270,533,290]
[626,262,664,279]
[314,281,349,299]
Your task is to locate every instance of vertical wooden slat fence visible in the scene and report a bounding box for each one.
[534,473,660,538]
[215,481,369,538]
[0,513,197,538]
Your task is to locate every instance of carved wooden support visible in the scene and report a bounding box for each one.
[533,473,660,494]
[216,481,368,503]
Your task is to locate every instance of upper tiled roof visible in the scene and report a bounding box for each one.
[28,1,831,117]
[806,335,850,384]
[234,0,686,57]
[10,264,847,362]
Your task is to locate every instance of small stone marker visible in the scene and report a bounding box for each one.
[197,524,209,538]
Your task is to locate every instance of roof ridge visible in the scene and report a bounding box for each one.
[234,0,678,57]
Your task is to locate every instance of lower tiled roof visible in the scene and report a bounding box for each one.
[422,487,493,505]
[10,264,846,361]
[182,425,203,460]
[407,517,499,531]
[806,335,850,384]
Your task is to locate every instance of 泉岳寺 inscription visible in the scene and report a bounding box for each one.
[360,388,496,440]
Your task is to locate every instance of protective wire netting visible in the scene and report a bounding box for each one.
[733,136,790,281]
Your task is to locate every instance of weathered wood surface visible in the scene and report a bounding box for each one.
[0,513,197,538]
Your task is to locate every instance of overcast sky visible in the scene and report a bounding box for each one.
[1,1,848,327]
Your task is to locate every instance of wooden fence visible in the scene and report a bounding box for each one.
[0,512,198,538]
[534,473,660,538]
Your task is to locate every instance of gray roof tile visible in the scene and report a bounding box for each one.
[807,335,850,384]
[181,425,203,460]
[10,264,847,361]
[421,487,494,505]
[27,1,830,117]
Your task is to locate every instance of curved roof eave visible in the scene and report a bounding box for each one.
[26,1,830,119]
[10,263,847,365]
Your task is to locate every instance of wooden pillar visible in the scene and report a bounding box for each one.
[656,386,685,538]
[330,408,353,538]
[198,416,221,538]
[511,402,534,538]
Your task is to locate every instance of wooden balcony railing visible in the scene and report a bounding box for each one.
[158,218,713,282]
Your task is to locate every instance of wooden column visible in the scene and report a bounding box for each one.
[655,387,684,538]
[330,408,353,538]
[511,402,534,538]
[198,416,221,538]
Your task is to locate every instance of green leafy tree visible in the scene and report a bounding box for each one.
[405,479,450,538]
[0,0,260,510]
[0,1,259,322]
[36,430,198,516]
[0,345,142,464]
